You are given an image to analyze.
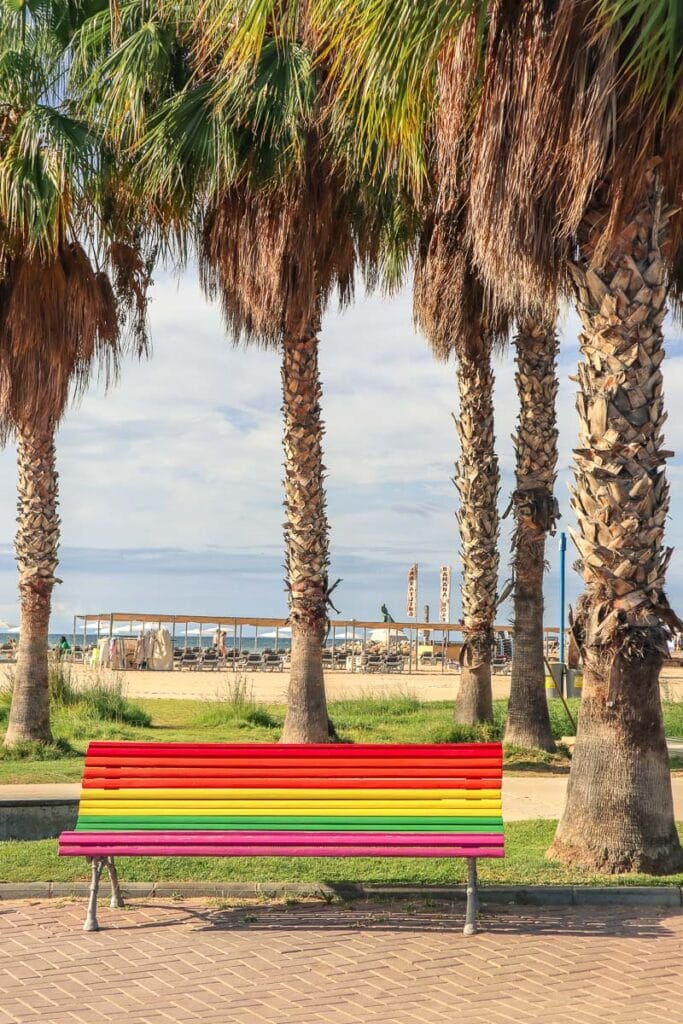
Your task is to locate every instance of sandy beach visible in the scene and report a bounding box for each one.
[67,661,683,703]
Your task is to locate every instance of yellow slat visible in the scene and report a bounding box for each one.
[80,787,501,802]
[78,800,503,815]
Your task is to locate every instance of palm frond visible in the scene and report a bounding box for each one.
[596,0,683,110]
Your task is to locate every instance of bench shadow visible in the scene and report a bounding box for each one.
[102,894,680,940]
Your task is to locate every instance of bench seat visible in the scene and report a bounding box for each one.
[59,740,504,933]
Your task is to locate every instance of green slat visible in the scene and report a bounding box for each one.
[75,815,503,832]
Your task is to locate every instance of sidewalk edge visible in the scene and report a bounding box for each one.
[0,882,681,907]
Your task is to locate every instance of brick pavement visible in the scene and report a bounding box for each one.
[1,897,682,1023]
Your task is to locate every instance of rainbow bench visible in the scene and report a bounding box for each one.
[59,740,504,934]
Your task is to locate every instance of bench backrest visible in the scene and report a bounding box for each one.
[61,741,503,859]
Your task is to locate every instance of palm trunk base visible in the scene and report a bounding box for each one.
[281,625,330,743]
[505,548,555,752]
[454,662,493,725]
[504,713,555,752]
[549,653,683,874]
[4,589,53,747]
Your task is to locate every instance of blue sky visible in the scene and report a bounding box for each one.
[0,270,681,633]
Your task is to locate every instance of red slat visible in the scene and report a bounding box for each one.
[83,765,501,780]
[81,777,501,790]
[84,756,501,771]
[86,741,503,758]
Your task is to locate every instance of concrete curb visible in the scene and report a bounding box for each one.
[0,881,681,906]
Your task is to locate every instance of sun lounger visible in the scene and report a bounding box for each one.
[242,652,264,671]
[200,650,221,670]
[362,653,385,673]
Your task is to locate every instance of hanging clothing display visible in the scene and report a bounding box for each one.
[151,628,173,670]
[134,634,146,669]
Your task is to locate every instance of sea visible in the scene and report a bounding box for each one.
[1,632,298,652]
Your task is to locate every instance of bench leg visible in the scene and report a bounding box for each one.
[84,857,104,932]
[104,856,124,909]
[463,858,478,936]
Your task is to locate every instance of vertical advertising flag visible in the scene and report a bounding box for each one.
[439,565,451,623]
[406,564,418,618]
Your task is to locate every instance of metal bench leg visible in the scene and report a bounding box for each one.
[84,857,104,932]
[104,856,124,909]
[463,858,478,936]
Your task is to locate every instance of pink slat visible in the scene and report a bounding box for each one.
[60,830,503,847]
[59,842,505,858]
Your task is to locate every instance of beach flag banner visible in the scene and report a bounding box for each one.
[439,566,451,624]
[406,564,418,618]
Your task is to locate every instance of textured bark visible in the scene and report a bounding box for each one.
[4,423,60,746]
[550,180,683,872]
[505,322,559,751]
[453,333,499,724]
[280,329,331,744]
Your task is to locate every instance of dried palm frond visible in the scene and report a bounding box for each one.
[414,202,509,362]
[0,229,151,444]
[434,13,483,201]
[200,142,356,345]
[464,0,682,306]
[0,241,119,441]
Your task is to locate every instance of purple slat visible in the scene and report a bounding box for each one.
[59,841,505,858]
[59,830,503,847]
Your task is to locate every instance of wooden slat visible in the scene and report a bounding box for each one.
[82,776,502,790]
[86,741,503,756]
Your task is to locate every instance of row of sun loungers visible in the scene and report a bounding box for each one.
[172,648,287,671]
[171,647,408,672]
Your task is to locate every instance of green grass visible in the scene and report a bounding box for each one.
[1,692,681,783]
[2,821,682,887]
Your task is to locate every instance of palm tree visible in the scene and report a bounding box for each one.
[315,0,683,871]
[413,207,506,724]
[410,29,558,733]
[504,319,559,751]
[75,1,369,742]
[0,4,148,746]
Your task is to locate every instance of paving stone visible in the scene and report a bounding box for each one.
[0,898,681,1024]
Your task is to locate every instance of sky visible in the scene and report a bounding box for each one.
[0,270,681,633]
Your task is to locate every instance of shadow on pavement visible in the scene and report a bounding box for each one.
[100,895,680,940]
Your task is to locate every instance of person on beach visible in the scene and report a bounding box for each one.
[58,636,71,659]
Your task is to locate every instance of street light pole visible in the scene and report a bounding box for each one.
[559,532,567,694]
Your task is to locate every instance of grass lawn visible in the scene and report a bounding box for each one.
[1,690,682,784]
[2,821,683,887]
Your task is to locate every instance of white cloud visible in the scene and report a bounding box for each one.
[0,270,681,630]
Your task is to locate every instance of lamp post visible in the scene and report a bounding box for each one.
[559,532,567,694]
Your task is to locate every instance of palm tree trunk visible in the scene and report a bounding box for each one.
[504,321,559,751]
[549,182,683,873]
[453,333,499,724]
[4,422,60,747]
[280,328,331,743]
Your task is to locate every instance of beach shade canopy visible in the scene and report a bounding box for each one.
[260,628,292,639]
[0,620,17,631]
[369,628,408,643]
[184,626,223,636]
[329,627,366,641]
